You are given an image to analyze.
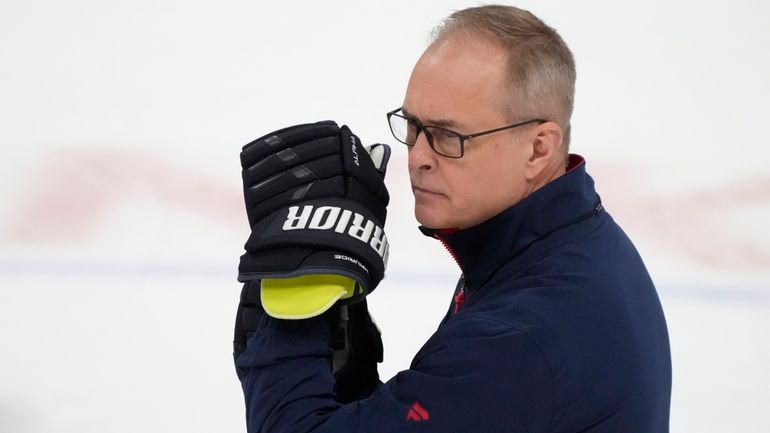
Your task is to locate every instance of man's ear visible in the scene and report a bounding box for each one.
[524,121,563,181]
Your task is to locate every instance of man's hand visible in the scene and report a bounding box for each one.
[238,121,391,310]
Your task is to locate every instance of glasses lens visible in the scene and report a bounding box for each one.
[387,112,462,157]
[389,114,410,145]
[426,126,462,157]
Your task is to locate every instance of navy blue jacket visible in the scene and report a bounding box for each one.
[235,155,672,432]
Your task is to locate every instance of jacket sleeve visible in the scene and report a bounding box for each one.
[234,308,554,433]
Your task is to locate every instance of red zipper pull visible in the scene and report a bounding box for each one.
[454,286,466,314]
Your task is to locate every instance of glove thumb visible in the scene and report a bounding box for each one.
[365,143,391,180]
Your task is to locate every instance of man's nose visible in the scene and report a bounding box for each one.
[408,129,435,171]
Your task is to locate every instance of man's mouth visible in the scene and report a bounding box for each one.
[412,185,445,197]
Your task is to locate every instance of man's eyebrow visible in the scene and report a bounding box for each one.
[401,107,461,128]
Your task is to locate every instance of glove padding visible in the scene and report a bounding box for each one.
[238,121,391,300]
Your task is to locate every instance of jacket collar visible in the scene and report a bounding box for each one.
[420,154,602,288]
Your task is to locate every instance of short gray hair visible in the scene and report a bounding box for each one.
[432,5,576,150]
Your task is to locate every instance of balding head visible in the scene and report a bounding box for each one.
[432,5,576,152]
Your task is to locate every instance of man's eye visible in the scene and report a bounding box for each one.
[439,129,459,139]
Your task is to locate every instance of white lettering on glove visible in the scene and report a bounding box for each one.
[282,205,389,261]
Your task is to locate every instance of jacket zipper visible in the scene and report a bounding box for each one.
[435,232,467,314]
[436,233,462,271]
[454,281,466,314]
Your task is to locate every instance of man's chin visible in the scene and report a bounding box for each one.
[414,208,454,230]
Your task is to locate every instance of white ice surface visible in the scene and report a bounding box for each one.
[1,272,769,433]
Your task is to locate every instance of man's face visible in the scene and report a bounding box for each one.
[404,35,536,229]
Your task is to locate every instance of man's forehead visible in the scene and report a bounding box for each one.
[402,35,510,129]
[420,33,508,71]
[400,107,460,128]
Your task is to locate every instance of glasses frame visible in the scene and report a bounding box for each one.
[386,107,547,158]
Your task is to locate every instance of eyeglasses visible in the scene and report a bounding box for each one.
[386,108,546,158]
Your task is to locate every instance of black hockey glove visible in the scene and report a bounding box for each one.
[332,298,383,403]
[233,280,383,403]
[238,121,391,301]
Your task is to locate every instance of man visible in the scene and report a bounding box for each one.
[233,5,671,433]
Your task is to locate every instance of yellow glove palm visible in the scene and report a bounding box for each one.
[261,275,359,319]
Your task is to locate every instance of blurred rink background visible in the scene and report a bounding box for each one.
[1,0,768,432]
